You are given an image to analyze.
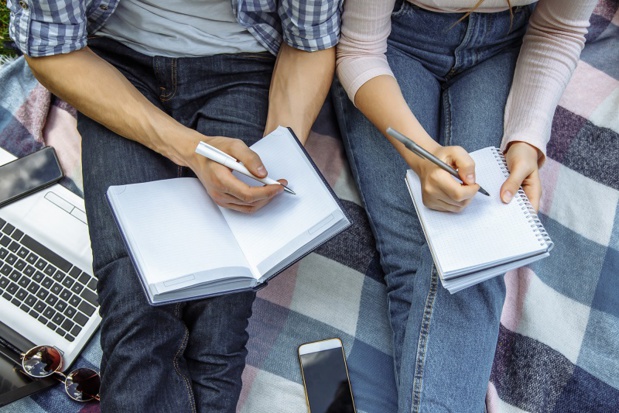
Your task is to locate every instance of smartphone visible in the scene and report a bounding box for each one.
[298,338,356,413]
[0,147,64,208]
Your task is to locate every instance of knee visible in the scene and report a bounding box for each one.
[95,257,187,348]
[451,277,506,323]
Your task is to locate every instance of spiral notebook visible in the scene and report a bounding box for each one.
[405,146,554,293]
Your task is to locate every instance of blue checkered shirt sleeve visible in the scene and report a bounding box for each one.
[235,0,342,55]
[279,0,342,51]
[9,0,340,57]
[7,0,115,57]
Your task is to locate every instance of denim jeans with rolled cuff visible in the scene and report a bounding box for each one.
[332,3,535,412]
[79,37,276,413]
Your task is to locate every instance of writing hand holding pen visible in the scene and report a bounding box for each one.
[386,127,486,213]
[196,142,295,194]
[186,136,290,213]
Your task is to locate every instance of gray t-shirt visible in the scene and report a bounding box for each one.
[96,0,266,57]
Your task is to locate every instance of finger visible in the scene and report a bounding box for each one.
[216,202,254,213]
[205,170,284,211]
[448,147,477,185]
[522,184,541,212]
[211,188,278,212]
[501,141,541,206]
[213,163,284,199]
[426,197,468,213]
[500,167,530,205]
[442,181,479,204]
[215,184,283,207]
[430,169,478,204]
[227,140,268,178]
[521,172,542,212]
[423,188,470,211]
[277,178,289,188]
[220,199,271,214]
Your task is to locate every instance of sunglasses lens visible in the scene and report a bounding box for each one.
[65,368,101,402]
[22,346,62,378]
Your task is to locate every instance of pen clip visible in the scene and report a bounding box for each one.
[413,150,428,161]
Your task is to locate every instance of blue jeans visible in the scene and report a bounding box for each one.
[333,3,534,412]
[79,37,275,412]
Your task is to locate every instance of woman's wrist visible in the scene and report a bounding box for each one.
[504,140,545,167]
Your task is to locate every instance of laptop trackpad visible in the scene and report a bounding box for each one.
[21,190,91,267]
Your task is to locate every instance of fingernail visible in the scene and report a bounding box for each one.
[466,174,475,184]
[257,165,266,176]
[502,191,513,203]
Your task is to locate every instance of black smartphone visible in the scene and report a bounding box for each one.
[298,338,356,413]
[0,146,64,208]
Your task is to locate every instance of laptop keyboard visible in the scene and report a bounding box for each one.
[0,217,98,343]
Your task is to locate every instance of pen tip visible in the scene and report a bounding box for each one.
[283,185,296,195]
[479,187,490,196]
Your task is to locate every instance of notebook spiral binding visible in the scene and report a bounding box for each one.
[490,147,554,251]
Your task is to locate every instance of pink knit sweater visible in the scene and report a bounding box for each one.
[336,0,597,161]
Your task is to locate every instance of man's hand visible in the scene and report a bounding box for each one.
[25,49,287,214]
[500,141,542,211]
[411,146,480,212]
[188,135,287,213]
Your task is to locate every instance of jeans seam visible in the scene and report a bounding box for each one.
[172,303,196,413]
[442,89,453,146]
[410,265,439,413]
[446,16,474,80]
[160,59,178,102]
[334,87,396,277]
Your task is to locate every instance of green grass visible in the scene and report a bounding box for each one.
[0,1,17,57]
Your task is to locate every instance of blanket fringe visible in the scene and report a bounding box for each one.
[0,55,18,69]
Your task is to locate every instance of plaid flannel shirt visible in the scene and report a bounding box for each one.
[7,0,342,57]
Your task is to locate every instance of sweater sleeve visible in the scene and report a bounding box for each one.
[500,0,597,164]
[336,0,396,104]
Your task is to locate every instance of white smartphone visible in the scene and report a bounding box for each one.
[298,338,356,413]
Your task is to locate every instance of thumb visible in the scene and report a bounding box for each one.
[500,169,527,204]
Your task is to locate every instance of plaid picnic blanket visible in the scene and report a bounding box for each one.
[488,1,619,411]
[0,1,617,411]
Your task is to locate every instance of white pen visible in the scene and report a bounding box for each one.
[195,141,296,195]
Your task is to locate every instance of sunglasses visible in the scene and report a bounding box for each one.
[20,345,100,402]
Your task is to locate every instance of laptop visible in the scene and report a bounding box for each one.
[0,147,101,406]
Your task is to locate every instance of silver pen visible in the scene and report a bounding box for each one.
[195,141,295,195]
[386,127,490,196]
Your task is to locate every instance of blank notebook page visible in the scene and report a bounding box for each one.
[107,178,249,284]
[221,127,339,268]
[406,147,548,277]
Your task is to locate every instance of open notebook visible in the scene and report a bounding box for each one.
[405,146,553,293]
[107,127,351,305]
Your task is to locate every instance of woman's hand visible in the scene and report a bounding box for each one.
[500,141,542,211]
[410,145,481,212]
